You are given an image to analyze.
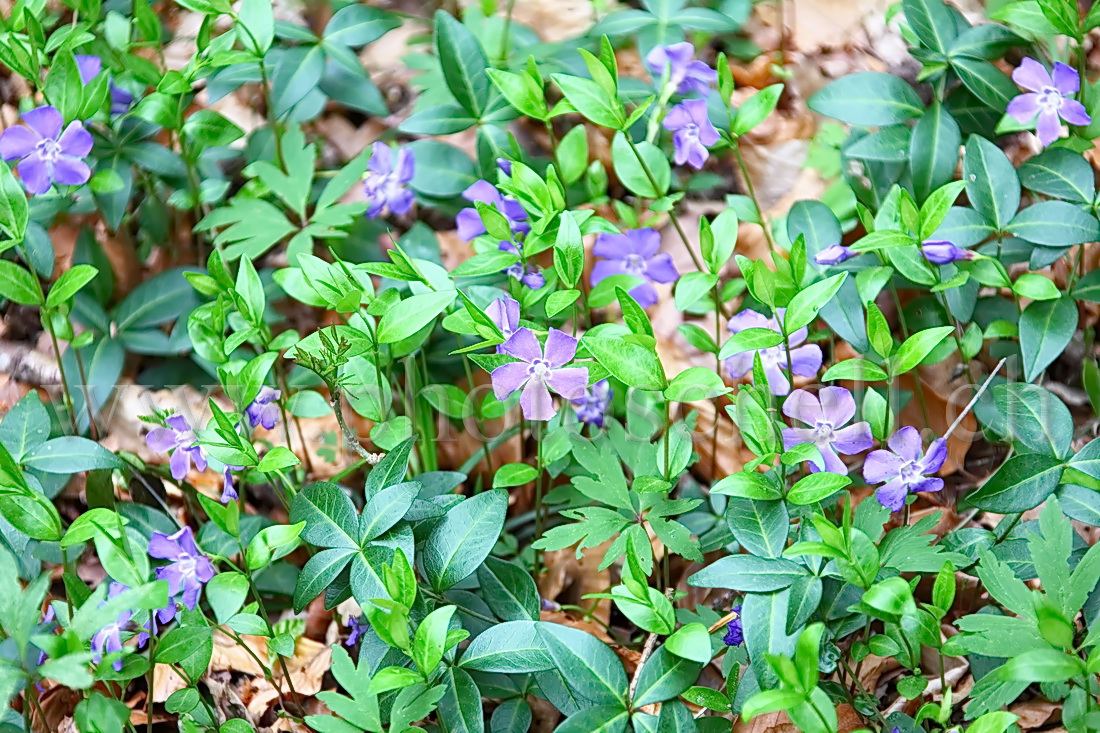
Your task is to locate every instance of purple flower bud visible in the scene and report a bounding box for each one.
[496,158,513,175]
[487,294,520,352]
[345,615,367,646]
[815,245,856,266]
[500,241,545,290]
[245,386,281,431]
[0,106,93,195]
[363,142,415,218]
[921,240,976,265]
[722,605,743,646]
[221,464,243,503]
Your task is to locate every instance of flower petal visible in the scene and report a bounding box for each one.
[875,478,910,512]
[888,426,923,462]
[146,428,177,453]
[501,327,542,363]
[818,386,856,426]
[491,361,530,400]
[1052,61,1080,95]
[1006,92,1041,124]
[148,531,184,561]
[456,208,485,241]
[546,366,588,400]
[0,126,38,162]
[591,259,629,287]
[629,228,661,258]
[763,361,791,396]
[22,106,63,140]
[462,179,500,205]
[59,121,93,158]
[593,232,636,260]
[782,389,824,426]
[1012,57,1053,92]
[169,448,190,480]
[863,449,904,484]
[1060,98,1091,126]
[782,426,817,451]
[920,437,948,474]
[789,344,823,378]
[816,444,848,475]
[51,156,91,187]
[395,146,415,181]
[628,282,659,308]
[832,422,874,455]
[520,378,555,421]
[644,252,679,283]
[727,309,772,334]
[543,328,578,367]
[1036,108,1063,146]
[17,156,50,195]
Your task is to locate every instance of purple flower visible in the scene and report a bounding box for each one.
[724,309,822,396]
[487,294,520,351]
[221,464,243,503]
[0,106,93,195]
[456,180,530,241]
[345,616,367,646]
[74,54,133,114]
[363,142,415,218]
[782,388,874,475]
[146,414,208,481]
[815,245,857,266]
[136,600,178,648]
[36,605,57,667]
[149,527,216,611]
[1007,58,1091,147]
[571,379,611,427]
[496,158,513,176]
[591,228,679,308]
[500,241,545,289]
[921,240,976,265]
[663,99,720,169]
[863,426,947,512]
[722,605,743,646]
[491,328,589,421]
[245,386,281,431]
[91,582,130,671]
[644,42,716,97]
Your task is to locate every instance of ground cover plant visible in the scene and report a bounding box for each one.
[0,0,1099,731]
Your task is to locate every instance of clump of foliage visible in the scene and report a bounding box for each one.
[0,0,1099,732]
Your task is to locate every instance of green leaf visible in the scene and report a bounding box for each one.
[205,572,249,624]
[493,462,538,488]
[1020,296,1077,382]
[664,367,730,402]
[24,437,122,472]
[732,84,783,136]
[289,481,359,549]
[433,10,491,117]
[437,667,484,733]
[238,0,274,53]
[582,334,666,390]
[632,644,704,707]
[552,73,625,129]
[0,260,41,305]
[1018,147,1095,203]
[359,481,418,541]
[787,472,851,505]
[808,72,923,125]
[293,548,355,613]
[889,326,955,376]
[0,491,63,540]
[459,620,553,673]
[822,358,889,382]
[46,265,97,308]
[961,454,1063,512]
[407,139,478,199]
[1008,201,1100,245]
[377,290,454,343]
[157,625,213,682]
[323,4,400,47]
[687,555,808,592]
[993,383,1073,458]
[611,132,668,198]
[963,135,1020,229]
[783,273,847,335]
[423,490,507,591]
[537,622,627,708]
[953,57,1016,111]
[911,106,962,205]
[486,68,547,120]
[996,649,1085,682]
[903,0,963,51]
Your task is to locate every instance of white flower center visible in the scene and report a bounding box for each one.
[899,459,923,484]
[36,138,61,163]
[529,359,550,379]
[1038,86,1063,113]
[624,253,647,276]
[812,421,835,444]
[177,556,197,577]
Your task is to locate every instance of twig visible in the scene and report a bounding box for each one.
[944,357,1007,440]
[628,631,659,701]
[330,390,384,465]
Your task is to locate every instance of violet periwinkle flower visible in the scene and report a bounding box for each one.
[487,294,520,350]
[496,158,513,176]
[137,600,178,648]
[91,582,130,671]
[722,605,743,646]
[345,616,367,646]
[663,99,720,170]
[245,386,281,431]
[724,309,823,396]
[75,54,134,114]
[921,240,977,265]
[499,241,545,289]
[591,228,679,308]
[149,527,216,611]
[571,379,611,428]
[0,106,92,195]
[457,180,530,241]
[1007,59,1090,147]
[863,426,947,512]
[644,42,717,97]
[146,414,207,481]
[815,245,857,266]
[782,387,874,475]
[363,142,415,218]
[491,328,589,421]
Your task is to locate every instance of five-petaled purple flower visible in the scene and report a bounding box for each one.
[491,328,589,421]
[75,54,134,115]
[246,386,281,431]
[863,426,947,512]
[782,388,874,475]
[1007,58,1091,147]
[722,605,743,646]
[91,582,130,671]
[571,379,611,428]
[457,180,530,242]
[149,527,216,611]
[499,241,545,289]
[922,240,977,265]
[345,616,367,646]
[645,43,717,97]
[487,294,520,351]
[591,228,679,308]
[663,99,720,169]
[815,245,857,266]
[363,142,415,218]
[146,414,207,481]
[724,309,822,396]
[0,106,93,195]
